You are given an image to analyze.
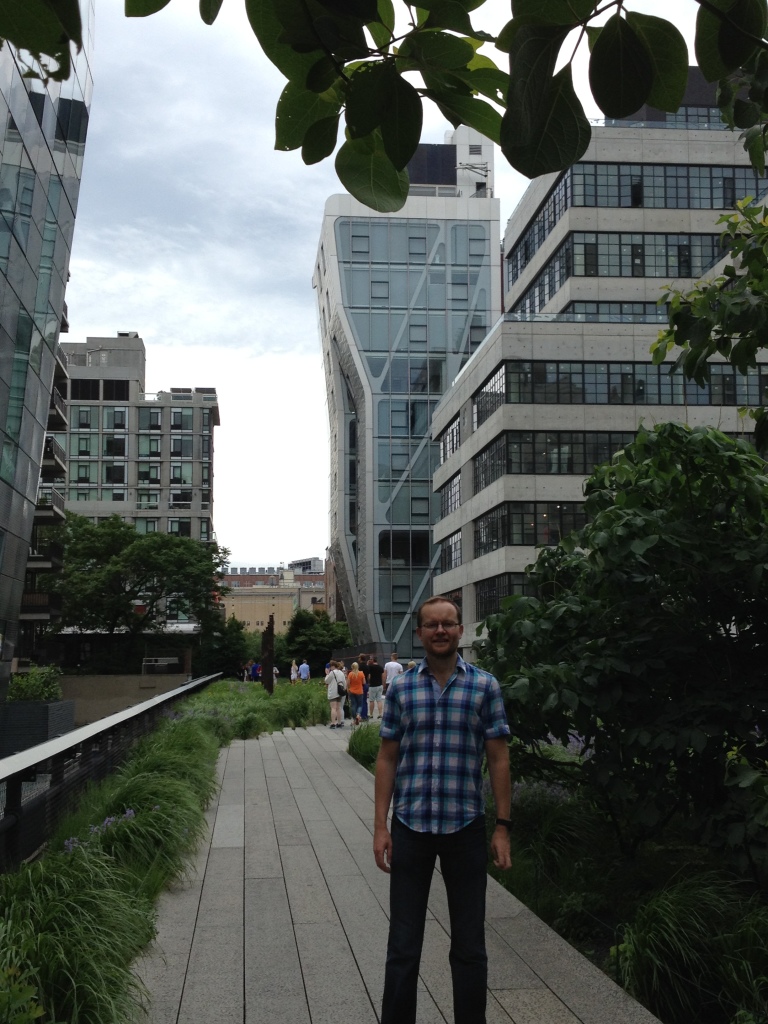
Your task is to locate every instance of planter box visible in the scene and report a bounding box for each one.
[0,700,76,758]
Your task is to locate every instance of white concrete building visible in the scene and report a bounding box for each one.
[431,70,768,658]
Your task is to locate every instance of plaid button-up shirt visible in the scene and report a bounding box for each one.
[379,655,510,834]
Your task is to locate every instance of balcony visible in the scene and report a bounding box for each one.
[27,542,64,572]
[34,486,65,523]
[47,387,67,430]
[19,591,63,620]
[40,435,67,479]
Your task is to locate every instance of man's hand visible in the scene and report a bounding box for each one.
[374,824,393,873]
[490,825,512,870]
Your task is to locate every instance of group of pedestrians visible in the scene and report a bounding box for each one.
[324,652,416,727]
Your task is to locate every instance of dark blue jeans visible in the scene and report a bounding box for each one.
[381,814,488,1024]
[349,692,364,718]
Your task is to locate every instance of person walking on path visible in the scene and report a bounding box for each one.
[298,659,311,684]
[290,660,299,684]
[358,654,370,720]
[367,657,385,719]
[346,661,366,724]
[383,652,403,695]
[325,661,346,729]
[373,596,512,1024]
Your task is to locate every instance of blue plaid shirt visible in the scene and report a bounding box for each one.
[379,655,510,834]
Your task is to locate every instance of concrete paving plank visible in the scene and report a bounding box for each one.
[211,803,245,848]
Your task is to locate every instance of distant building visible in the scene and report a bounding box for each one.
[315,126,501,656]
[221,564,325,633]
[430,69,768,659]
[0,5,94,685]
[57,333,219,542]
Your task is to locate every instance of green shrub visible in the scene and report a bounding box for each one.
[616,874,768,1024]
[348,722,381,771]
[6,666,63,703]
[0,915,45,1023]
[0,850,154,1024]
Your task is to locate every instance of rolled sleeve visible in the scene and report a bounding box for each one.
[482,677,511,740]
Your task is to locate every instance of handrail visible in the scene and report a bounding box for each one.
[0,672,222,870]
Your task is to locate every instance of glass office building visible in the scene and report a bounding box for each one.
[314,127,501,655]
[0,3,94,686]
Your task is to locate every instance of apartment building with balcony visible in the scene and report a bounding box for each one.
[430,69,768,659]
[315,126,501,656]
[57,333,219,542]
[0,3,94,685]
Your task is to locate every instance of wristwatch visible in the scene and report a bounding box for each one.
[495,817,512,830]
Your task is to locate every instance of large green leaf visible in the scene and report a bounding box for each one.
[625,13,688,113]
[695,0,767,81]
[505,20,570,130]
[125,0,172,14]
[47,0,82,46]
[380,74,423,169]
[0,0,78,75]
[427,90,502,142]
[335,131,410,211]
[367,0,394,49]
[345,62,392,138]
[318,0,378,19]
[511,0,596,25]
[449,65,510,103]
[588,14,653,118]
[199,0,223,25]
[245,0,321,82]
[275,81,341,151]
[501,64,590,177]
[302,114,340,164]
[422,1,475,35]
[399,28,476,69]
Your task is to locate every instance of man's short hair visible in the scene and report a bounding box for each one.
[416,595,463,627]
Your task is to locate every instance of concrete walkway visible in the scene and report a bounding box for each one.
[136,725,662,1024]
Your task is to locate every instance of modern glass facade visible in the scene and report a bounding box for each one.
[0,5,94,684]
[317,130,500,653]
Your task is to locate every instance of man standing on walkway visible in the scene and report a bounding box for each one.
[298,659,311,684]
[373,597,512,1024]
[383,652,403,695]
[367,656,385,719]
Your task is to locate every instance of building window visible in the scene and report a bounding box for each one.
[171,407,193,430]
[103,380,129,401]
[135,518,158,534]
[138,462,160,483]
[439,530,462,573]
[475,573,533,620]
[371,280,389,300]
[473,365,506,429]
[474,502,588,556]
[103,435,126,457]
[170,435,193,457]
[103,407,126,429]
[139,407,162,430]
[351,234,369,252]
[439,416,461,464]
[170,462,193,485]
[440,473,461,519]
[138,435,162,457]
[137,491,160,509]
[103,464,125,484]
[73,405,93,428]
[70,379,99,400]
[168,518,192,537]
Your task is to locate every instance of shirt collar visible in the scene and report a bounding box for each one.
[416,653,468,683]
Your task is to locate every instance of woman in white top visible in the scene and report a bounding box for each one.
[325,660,346,729]
[290,660,299,684]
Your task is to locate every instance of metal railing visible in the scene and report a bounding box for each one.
[0,673,221,872]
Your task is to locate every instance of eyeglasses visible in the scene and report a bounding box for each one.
[420,621,461,631]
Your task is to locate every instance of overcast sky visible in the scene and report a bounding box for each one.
[65,1,696,567]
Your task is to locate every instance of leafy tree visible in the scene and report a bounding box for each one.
[9,1,768,207]
[282,607,351,676]
[49,513,228,638]
[477,424,768,881]
[194,613,249,677]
